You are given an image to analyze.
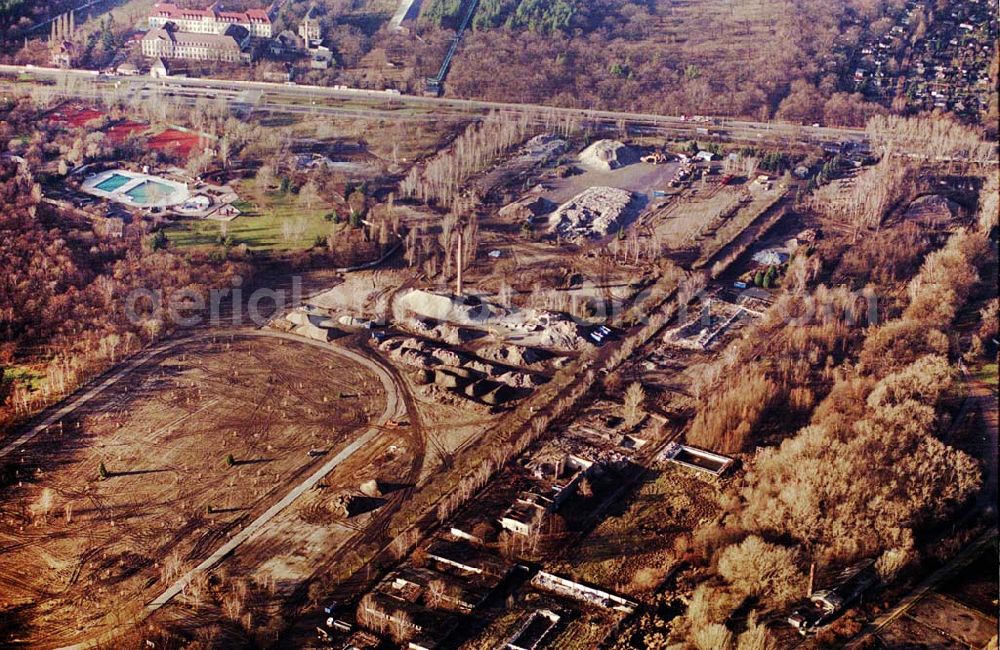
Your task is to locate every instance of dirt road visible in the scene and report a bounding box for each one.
[0,329,406,650]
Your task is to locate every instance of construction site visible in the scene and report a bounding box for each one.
[0,115,841,648]
[1,58,995,649]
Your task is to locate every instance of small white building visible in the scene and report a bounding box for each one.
[116,61,139,76]
[150,57,169,78]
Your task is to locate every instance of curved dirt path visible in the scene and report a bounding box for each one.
[2,329,406,650]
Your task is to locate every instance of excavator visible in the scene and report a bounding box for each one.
[641,150,668,165]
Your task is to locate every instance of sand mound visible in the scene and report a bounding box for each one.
[579,139,637,171]
[396,290,495,325]
[547,186,635,240]
[360,479,383,497]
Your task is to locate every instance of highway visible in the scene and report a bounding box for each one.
[1,64,868,147]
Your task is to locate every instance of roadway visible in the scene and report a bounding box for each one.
[1,64,868,147]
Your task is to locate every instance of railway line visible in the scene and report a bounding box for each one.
[3,64,868,148]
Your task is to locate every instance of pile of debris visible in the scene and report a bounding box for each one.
[498,195,554,222]
[476,343,547,367]
[395,290,496,325]
[547,186,635,240]
[905,194,959,227]
[380,337,541,406]
[579,139,637,171]
[276,308,338,342]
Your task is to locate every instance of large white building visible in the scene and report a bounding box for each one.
[147,2,272,38]
[142,23,250,62]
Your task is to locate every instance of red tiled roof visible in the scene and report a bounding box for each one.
[151,2,270,24]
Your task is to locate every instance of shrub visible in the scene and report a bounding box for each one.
[688,371,778,453]
[692,623,734,650]
[717,536,806,610]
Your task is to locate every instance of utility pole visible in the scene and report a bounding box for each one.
[455,230,463,297]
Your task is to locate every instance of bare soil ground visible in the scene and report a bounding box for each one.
[876,541,999,649]
[0,336,386,649]
[552,467,720,599]
[538,160,680,206]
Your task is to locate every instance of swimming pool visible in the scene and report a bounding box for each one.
[124,180,176,205]
[94,173,132,193]
[81,169,191,208]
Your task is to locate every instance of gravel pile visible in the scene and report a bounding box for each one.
[547,186,635,239]
[579,139,637,171]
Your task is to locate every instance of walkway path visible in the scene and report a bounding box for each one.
[389,0,422,30]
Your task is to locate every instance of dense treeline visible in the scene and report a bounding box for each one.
[738,225,992,569]
[426,0,580,32]
[445,0,900,121]
[0,158,247,421]
[399,111,533,206]
[655,144,998,645]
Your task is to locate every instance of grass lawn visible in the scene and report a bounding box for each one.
[164,184,339,252]
[973,362,998,393]
[4,365,48,392]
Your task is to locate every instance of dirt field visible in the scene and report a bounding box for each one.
[48,102,104,127]
[540,159,680,206]
[875,539,999,649]
[0,335,387,649]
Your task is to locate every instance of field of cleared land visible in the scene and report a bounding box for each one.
[0,335,387,649]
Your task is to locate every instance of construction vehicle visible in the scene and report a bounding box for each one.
[641,150,668,165]
[788,560,876,635]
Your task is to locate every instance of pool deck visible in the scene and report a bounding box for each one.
[80,169,190,209]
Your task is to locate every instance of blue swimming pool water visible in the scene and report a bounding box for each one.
[94,173,132,193]
[124,180,175,205]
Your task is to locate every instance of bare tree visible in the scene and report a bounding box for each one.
[623,382,646,427]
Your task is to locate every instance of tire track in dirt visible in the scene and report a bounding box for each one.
[2,329,407,650]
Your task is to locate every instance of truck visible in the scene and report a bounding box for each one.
[787,560,877,635]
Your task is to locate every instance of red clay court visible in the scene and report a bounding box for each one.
[146,128,206,158]
[48,103,105,127]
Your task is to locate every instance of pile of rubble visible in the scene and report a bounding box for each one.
[905,194,959,226]
[395,290,496,325]
[476,343,548,367]
[498,195,554,222]
[547,186,635,240]
[274,308,338,342]
[380,337,543,406]
[579,139,637,171]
